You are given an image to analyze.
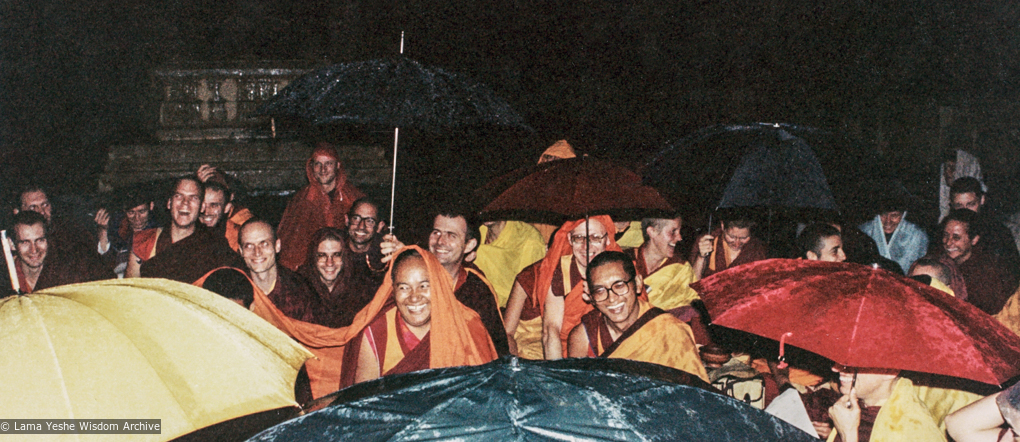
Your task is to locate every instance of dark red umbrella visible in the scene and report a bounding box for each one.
[480,157,672,222]
[691,258,1020,386]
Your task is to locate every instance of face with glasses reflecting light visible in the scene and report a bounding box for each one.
[239,221,281,275]
[569,220,609,268]
[584,258,643,328]
[346,202,380,252]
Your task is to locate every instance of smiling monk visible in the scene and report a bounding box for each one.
[339,246,497,387]
[567,251,707,381]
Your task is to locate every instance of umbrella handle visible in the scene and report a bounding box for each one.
[776,331,793,369]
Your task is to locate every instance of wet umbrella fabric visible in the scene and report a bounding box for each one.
[0,278,313,441]
[249,357,816,441]
[643,123,880,213]
[691,259,1020,385]
[481,157,673,222]
[256,57,529,131]
[717,131,837,210]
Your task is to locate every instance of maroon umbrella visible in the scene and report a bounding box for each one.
[481,157,672,221]
[691,258,1020,386]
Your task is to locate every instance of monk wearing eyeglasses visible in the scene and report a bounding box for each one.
[566,251,707,381]
[502,216,621,359]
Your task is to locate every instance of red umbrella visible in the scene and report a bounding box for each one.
[480,157,672,221]
[690,258,1020,386]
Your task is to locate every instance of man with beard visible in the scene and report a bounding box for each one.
[344,197,387,282]
[277,143,365,271]
[238,219,319,322]
[379,206,510,355]
[126,176,241,283]
[1,211,112,295]
[296,227,377,327]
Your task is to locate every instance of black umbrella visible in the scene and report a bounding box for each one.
[249,357,817,441]
[644,122,882,216]
[256,52,531,230]
[256,57,529,130]
[717,132,837,210]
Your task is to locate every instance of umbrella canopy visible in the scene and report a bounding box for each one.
[481,156,673,222]
[0,278,313,441]
[691,258,1020,385]
[643,123,882,214]
[717,133,836,210]
[256,57,530,131]
[250,357,817,441]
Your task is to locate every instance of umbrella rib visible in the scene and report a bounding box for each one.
[26,298,78,422]
[846,296,866,364]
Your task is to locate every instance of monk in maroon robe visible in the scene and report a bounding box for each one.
[692,218,768,279]
[2,211,113,295]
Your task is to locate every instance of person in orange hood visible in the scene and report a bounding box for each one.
[277,143,365,271]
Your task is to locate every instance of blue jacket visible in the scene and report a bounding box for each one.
[859,214,929,274]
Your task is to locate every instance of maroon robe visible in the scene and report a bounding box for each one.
[957,249,1014,315]
[297,258,377,328]
[513,257,583,322]
[339,302,431,388]
[455,265,510,356]
[264,266,320,323]
[139,226,243,284]
[691,228,768,278]
[6,248,113,294]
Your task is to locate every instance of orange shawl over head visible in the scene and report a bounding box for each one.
[340,246,498,382]
[531,216,622,355]
[277,143,365,270]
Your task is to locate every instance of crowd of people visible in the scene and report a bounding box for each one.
[3,141,1020,441]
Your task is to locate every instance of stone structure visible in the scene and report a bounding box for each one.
[100,62,390,192]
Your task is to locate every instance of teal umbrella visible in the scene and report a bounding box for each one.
[249,357,816,442]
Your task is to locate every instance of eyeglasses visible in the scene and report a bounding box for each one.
[569,233,607,246]
[590,278,633,302]
[349,215,378,228]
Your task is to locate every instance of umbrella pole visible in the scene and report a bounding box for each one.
[388,127,400,234]
[1,230,20,293]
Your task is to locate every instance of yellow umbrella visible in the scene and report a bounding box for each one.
[0,278,313,441]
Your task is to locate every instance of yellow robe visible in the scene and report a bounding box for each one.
[586,300,709,382]
[826,377,945,442]
[616,221,645,249]
[994,285,1020,337]
[476,222,547,307]
[644,261,700,311]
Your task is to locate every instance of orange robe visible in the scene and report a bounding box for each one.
[529,216,623,358]
[223,206,254,252]
[337,246,498,388]
[277,144,365,271]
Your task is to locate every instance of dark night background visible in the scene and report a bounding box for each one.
[3,0,1020,213]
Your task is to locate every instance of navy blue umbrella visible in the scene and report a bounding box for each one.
[249,357,816,441]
